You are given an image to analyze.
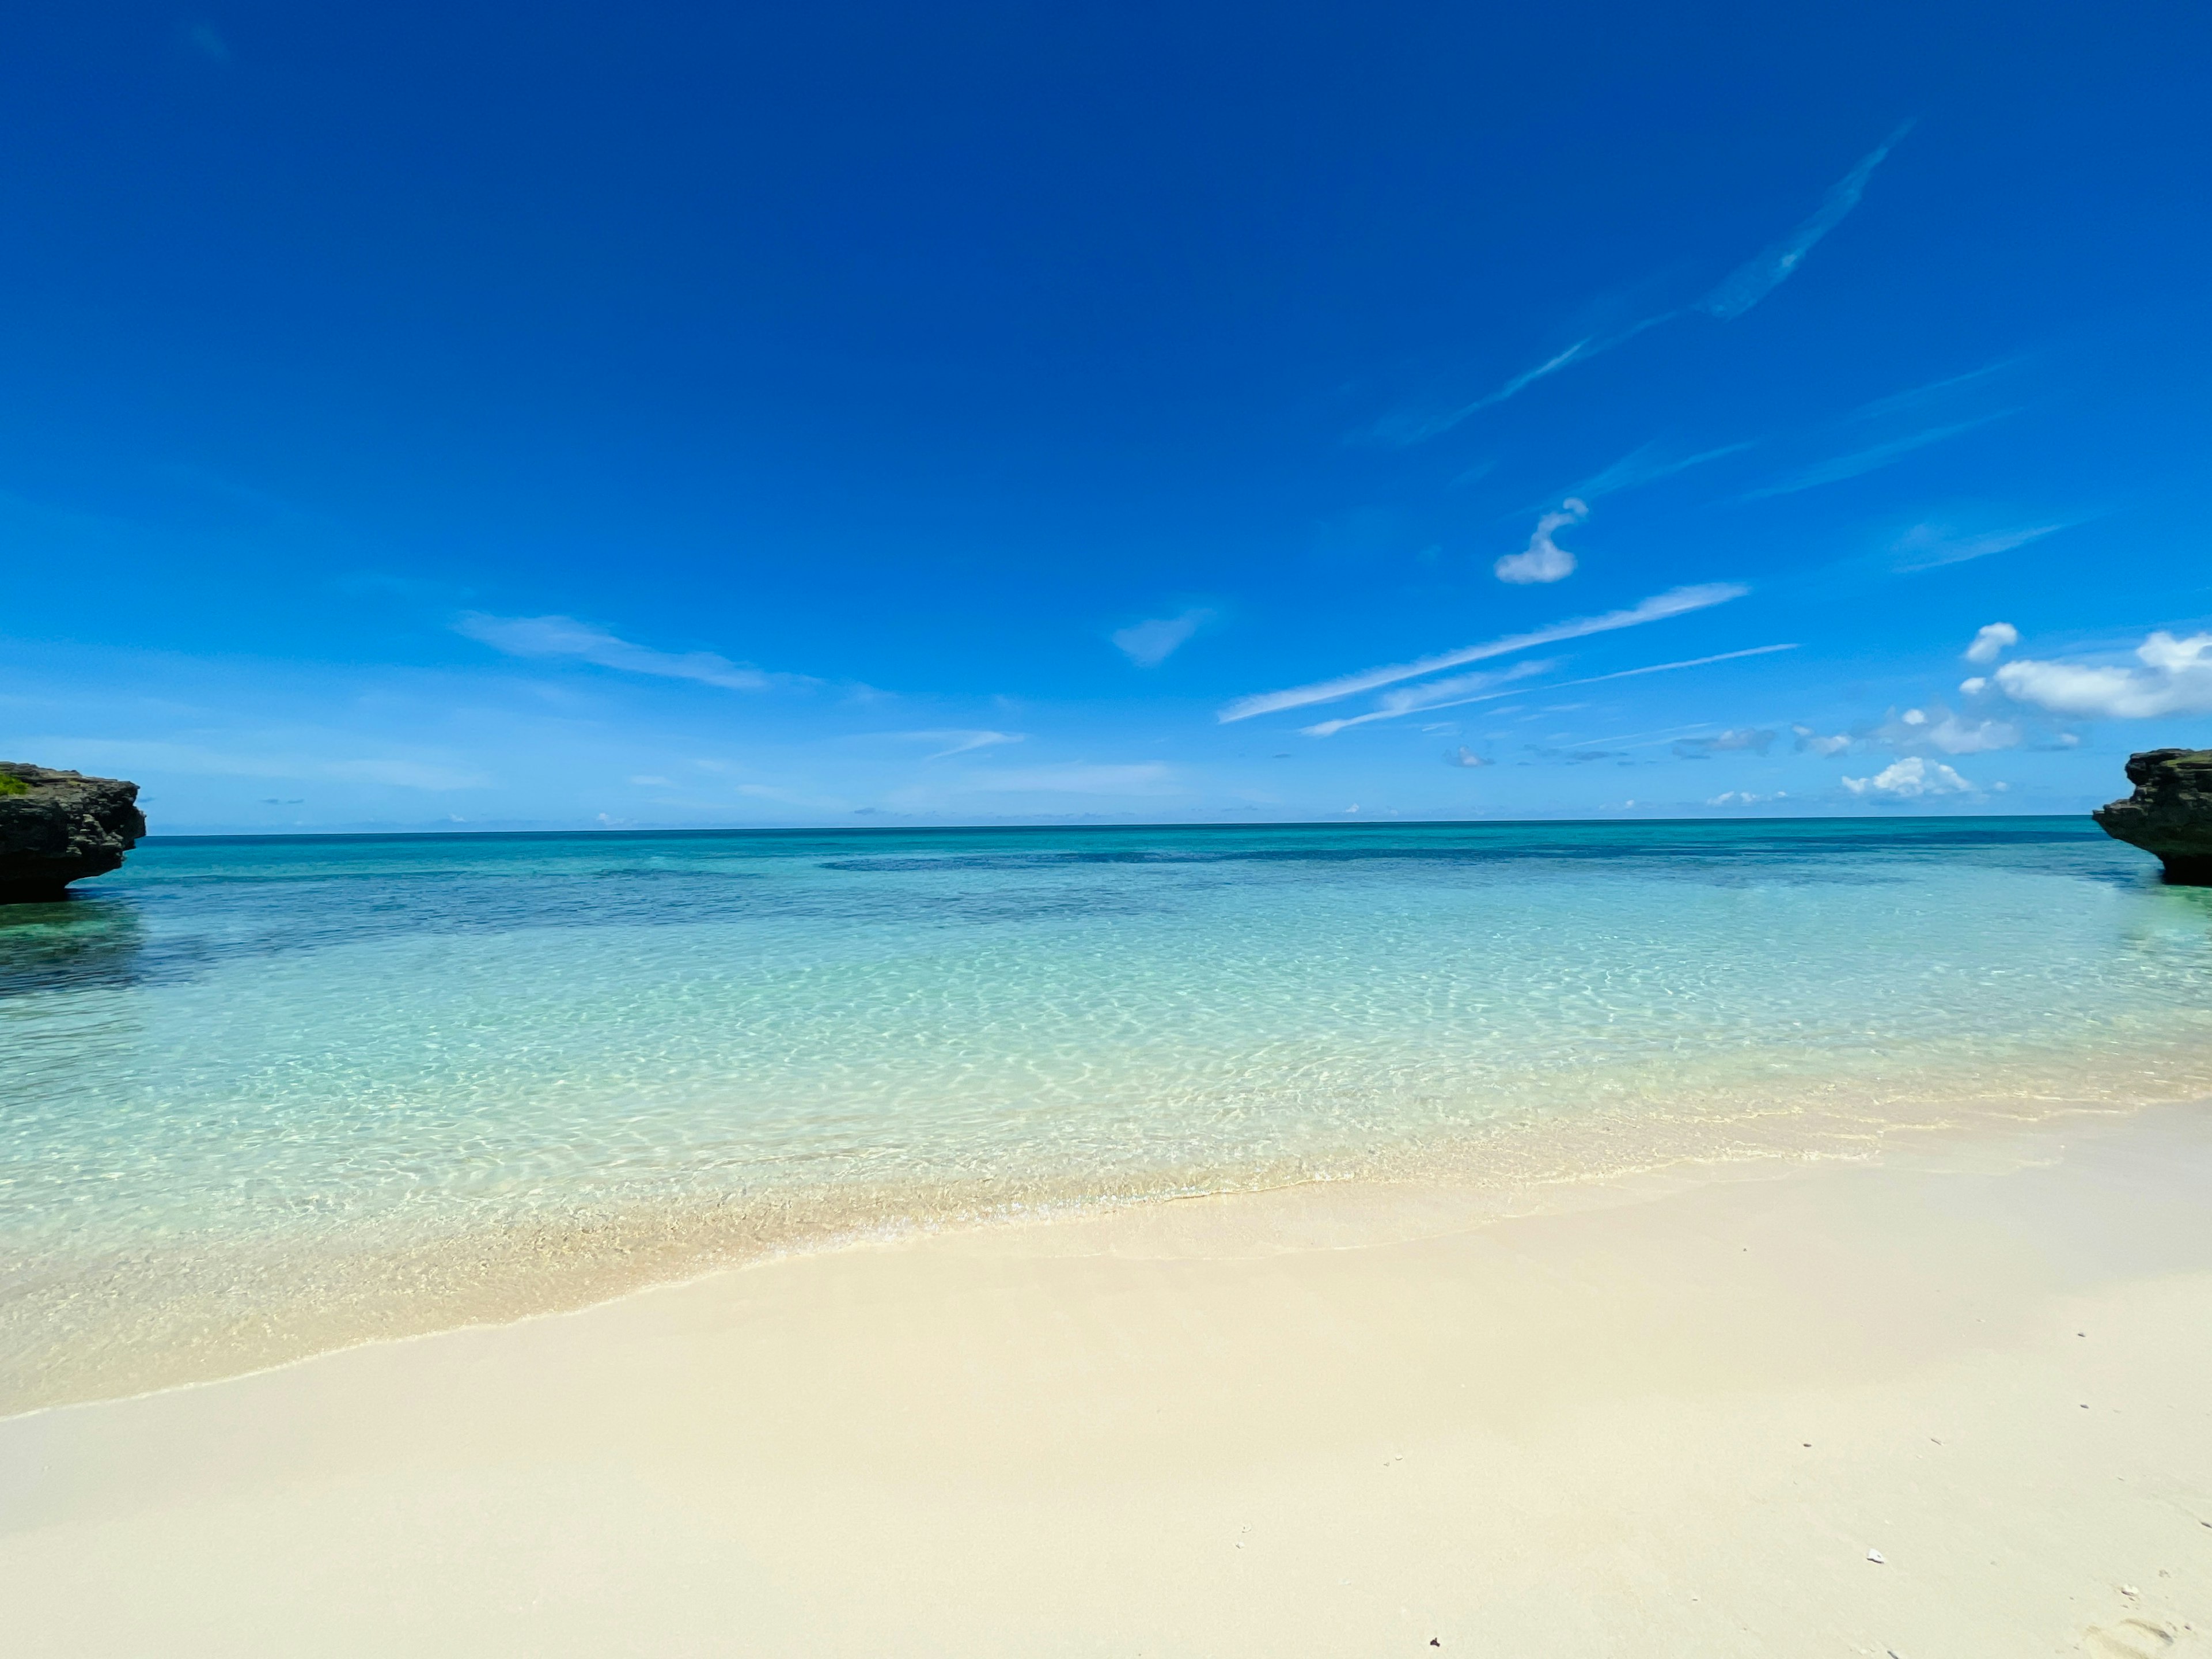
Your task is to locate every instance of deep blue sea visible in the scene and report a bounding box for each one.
[5,817,2210,1410]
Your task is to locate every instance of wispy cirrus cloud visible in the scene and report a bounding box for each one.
[1370,317,1690,446]
[1218,583,1749,724]
[1567,441,1756,502]
[1849,358,2018,422]
[1300,662,1555,736]
[894,729,1026,760]
[1298,642,1796,737]
[1697,122,1914,320]
[453,613,814,692]
[1371,127,1910,444]
[1737,414,2009,502]
[1111,608,1214,666]
[1368,335,1626,446]
[1892,521,2067,573]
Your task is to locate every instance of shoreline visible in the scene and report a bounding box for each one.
[12,1079,2212,1419]
[5,1100,2210,1654]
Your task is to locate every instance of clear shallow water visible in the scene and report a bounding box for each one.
[5,817,2211,1410]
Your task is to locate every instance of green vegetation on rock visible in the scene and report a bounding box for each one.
[0,772,29,797]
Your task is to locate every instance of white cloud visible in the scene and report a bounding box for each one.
[1356,128,1906,448]
[1301,662,1551,737]
[1698,123,1911,320]
[1964,622,2020,665]
[1111,609,1213,666]
[1302,643,1796,738]
[1842,756,1973,798]
[893,729,1025,760]
[1219,582,1749,722]
[1994,630,2212,719]
[1791,724,1853,757]
[1895,525,2061,573]
[453,613,807,692]
[1867,703,2021,755]
[1923,712,2019,753]
[1569,441,1756,501]
[1959,677,1988,696]
[1673,727,1777,757]
[1709,790,1788,806]
[1495,499,1586,585]
[1738,415,2008,501]
[1448,747,1491,768]
[1850,359,2016,423]
[1369,337,1605,445]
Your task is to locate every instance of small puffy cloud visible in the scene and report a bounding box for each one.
[1922,712,2019,754]
[1495,499,1586,585]
[1994,631,2212,719]
[1964,622,2020,665]
[1959,676,1988,696]
[1673,727,1777,758]
[1448,746,1491,768]
[1842,756,1973,798]
[1870,704,2020,755]
[1111,608,1214,667]
[1792,724,1852,757]
[1709,790,1788,806]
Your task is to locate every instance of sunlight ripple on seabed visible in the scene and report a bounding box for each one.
[3,817,2209,1412]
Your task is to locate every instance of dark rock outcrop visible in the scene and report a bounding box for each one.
[2093,748,2212,885]
[0,764,146,903]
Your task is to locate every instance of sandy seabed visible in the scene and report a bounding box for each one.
[3,1103,2210,1657]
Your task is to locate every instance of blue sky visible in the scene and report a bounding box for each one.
[5,3,2209,831]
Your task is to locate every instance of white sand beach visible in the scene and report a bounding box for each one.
[5,1103,2210,1657]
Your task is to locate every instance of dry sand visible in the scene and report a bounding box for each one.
[4,1104,2211,1657]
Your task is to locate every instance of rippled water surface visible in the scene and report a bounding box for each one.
[5,817,2210,1408]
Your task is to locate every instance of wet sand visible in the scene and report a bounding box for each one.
[4,1104,2210,1656]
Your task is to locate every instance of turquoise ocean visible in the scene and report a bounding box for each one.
[5,817,2210,1411]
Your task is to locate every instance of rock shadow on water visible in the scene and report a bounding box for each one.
[0,895,162,998]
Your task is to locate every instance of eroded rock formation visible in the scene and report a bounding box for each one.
[0,764,146,903]
[2093,748,2212,885]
